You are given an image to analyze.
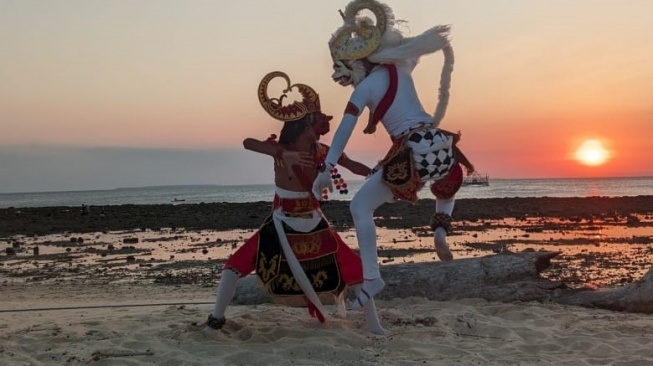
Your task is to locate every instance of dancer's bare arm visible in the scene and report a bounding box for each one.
[453,146,475,176]
[319,142,371,177]
[338,153,372,177]
[243,138,313,168]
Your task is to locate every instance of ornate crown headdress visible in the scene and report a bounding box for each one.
[328,0,394,61]
[329,0,454,127]
[258,71,321,122]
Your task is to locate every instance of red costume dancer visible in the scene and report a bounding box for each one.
[312,0,475,310]
[203,71,385,335]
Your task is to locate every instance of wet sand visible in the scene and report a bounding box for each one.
[1,196,652,288]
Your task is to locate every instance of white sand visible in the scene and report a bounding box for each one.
[2,283,653,366]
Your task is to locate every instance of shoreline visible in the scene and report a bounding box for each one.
[2,195,652,289]
[2,196,653,237]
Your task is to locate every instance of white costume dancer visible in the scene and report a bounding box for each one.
[312,0,465,309]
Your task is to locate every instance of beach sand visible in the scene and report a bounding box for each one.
[2,197,653,365]
[2,283,653,366]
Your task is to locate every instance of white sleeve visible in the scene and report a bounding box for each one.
[324,113,357,167]
[323,83,372,167]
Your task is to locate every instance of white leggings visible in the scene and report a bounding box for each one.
[350,169,456,279]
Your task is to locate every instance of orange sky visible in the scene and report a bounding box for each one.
[1,1,652,192]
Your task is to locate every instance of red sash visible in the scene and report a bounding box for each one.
[364,64,398,133]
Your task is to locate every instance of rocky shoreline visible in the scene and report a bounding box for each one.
[2,196,653,237]
[1,196,653,289]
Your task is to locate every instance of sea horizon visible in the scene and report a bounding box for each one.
[1,176,653,209]
[2,175,653,195]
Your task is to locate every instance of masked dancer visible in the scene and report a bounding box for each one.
[312,0,472,309]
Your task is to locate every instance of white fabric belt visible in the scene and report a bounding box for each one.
[275,186,311,199]
[394,122,433,139]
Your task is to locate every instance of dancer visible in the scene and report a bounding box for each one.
[312,0,471,309]
[203,71,385,335]
[251,99,372,200]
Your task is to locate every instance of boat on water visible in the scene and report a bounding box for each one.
[172,198,186,202]
[462,172,489,186]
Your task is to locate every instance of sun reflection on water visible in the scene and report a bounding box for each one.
[1,215,651,288]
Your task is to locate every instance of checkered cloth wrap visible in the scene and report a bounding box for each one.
[405,128,455,181]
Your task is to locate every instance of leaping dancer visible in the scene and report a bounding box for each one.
[312,0,474,309]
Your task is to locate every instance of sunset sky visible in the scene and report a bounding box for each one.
[1,0,652,193]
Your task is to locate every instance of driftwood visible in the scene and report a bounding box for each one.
[557,268,653,313]
[231,250,653,314]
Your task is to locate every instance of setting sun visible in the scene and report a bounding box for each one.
[575,139,610,166]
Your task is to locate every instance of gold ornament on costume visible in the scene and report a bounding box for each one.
[330,22,382,61]
[258,71,321,122]
[329,0,392,61]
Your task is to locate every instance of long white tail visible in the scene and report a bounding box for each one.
[432,44,454,128]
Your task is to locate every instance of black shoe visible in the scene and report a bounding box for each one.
[206,314,226,330]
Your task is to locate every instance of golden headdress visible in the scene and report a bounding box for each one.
[328,0,393,61]
[328,0,454,127]
[257,71,321,122]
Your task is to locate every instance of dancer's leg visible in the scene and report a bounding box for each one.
[434,197,455,261]
[435,196,455,215]
[349,170,394,308]
[203,269,240,333]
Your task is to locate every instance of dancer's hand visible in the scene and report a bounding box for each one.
[282,151,314,168]
[465,164,475,176]
[312,165,333,200]
[366,165,380,179]
[363,124,377,134]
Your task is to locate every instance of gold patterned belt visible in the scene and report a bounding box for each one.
[272,194,319,219]
[283,212,314,219]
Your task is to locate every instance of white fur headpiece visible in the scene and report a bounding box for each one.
[328,0,455,126]
[329,0,450,64]
[328,0,393,61]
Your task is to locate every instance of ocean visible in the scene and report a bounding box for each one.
[1,176,652,209]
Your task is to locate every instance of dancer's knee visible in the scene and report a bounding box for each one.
[349,197,368,222]
[221,267,244,278]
